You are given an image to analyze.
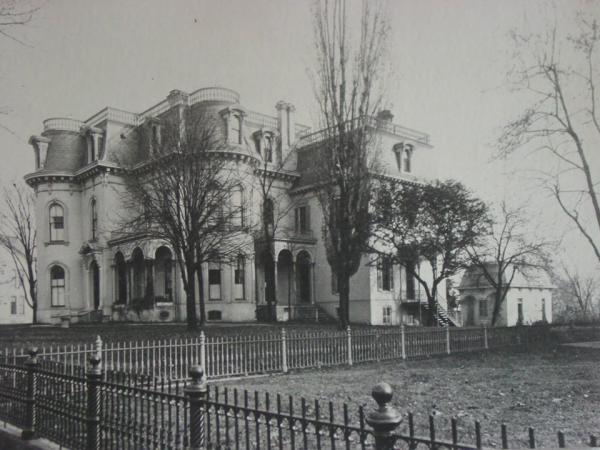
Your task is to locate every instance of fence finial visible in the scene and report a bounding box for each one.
[367,383,402,450]
[27,347,39,361]
[188,365,207,389]
[89,339,102,375]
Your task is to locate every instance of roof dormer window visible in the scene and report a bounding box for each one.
[220,106,246,146]
[232,114,242,145]
[393,142,413,173]
[403,144,413,173]
[84,127,103,164]
[253,129,277,163]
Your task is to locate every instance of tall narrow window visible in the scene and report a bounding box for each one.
[393,143,403,171]
[541,298,547,322]
[231,115,242,144]
[209,264,221,300]
[377,257,393,291]
[517,298,524,324]
[403,145,413,173]
[479,299,488,317]
[331,270,339,295]
[382,306,392,325]
[115,252,127,305]
[405,261,416,300]
[295,206,309,233]
[10,296,17,315]
[234,255,245,300]
[90,199,98,241]
[230,187,243,227]
[50,265,66,307]
[264,135,273,162]
[49,204,65,242]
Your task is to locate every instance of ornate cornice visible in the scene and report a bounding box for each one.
[24,162,125,187]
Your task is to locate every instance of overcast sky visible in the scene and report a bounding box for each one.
[1,0,598,276]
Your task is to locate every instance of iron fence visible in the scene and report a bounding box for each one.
[0,349,597,450]
[2,326,541,382]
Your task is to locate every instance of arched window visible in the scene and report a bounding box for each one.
[115,252,127,305]
[393,143,403,171]
[155,247,173,302]
[50,265,66,307]
[231,114,242,144]
[49,203,65,242]
[264,135,273,162]
[90,199,98,241]
[403,145,413,173]
[230,187,243,227]
[131,248,146,300]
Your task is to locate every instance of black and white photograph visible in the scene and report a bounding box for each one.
[0,0,598,448]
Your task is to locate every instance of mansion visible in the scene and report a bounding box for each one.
[25,86,450,325]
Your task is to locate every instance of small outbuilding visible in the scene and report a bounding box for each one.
[457,264,554,327]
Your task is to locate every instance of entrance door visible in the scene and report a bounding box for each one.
[463,296,475,326]
[91,261,100,310]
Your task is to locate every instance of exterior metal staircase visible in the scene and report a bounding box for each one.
[421,302,460,327]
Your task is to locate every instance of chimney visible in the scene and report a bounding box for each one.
[376,110,394,123]
[276,100,288,152]
[286,103,296,146]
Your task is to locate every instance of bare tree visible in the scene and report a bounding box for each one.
[121,113,249,328]
[373,180,489,326]
[252,137,301,322]
[0,0,40,133]
[500,13,600,263]
[310,0,388,328]
[554,265,599,322]
[0,182,37,322]
[0,0,39,45]
[467,202,552,326]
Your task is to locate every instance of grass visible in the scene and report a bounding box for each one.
[219,346,599,448]
[0,322,348,348]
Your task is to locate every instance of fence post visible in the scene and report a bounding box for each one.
[366,383,402,450]
[401,325,406,360]
[347,326,353,366]
[483,326,489,350]
[199,331,206,375]
[281,328,288,373]
[185,365,208,450]
[446,326,451,355]
[86,337,103,450]
[21,347,39,440]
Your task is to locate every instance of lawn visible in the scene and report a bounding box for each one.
[218,345,599,449]
[0,322,346,348]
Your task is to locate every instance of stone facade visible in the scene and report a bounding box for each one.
[26,86,446,325]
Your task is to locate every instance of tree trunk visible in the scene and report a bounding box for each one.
[491,281,507,326]
[185,263,198,329]
[338,272,350,329]
[426,295,437,327]
[198,266,206,326]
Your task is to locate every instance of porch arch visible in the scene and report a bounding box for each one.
[277,250,294,307]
